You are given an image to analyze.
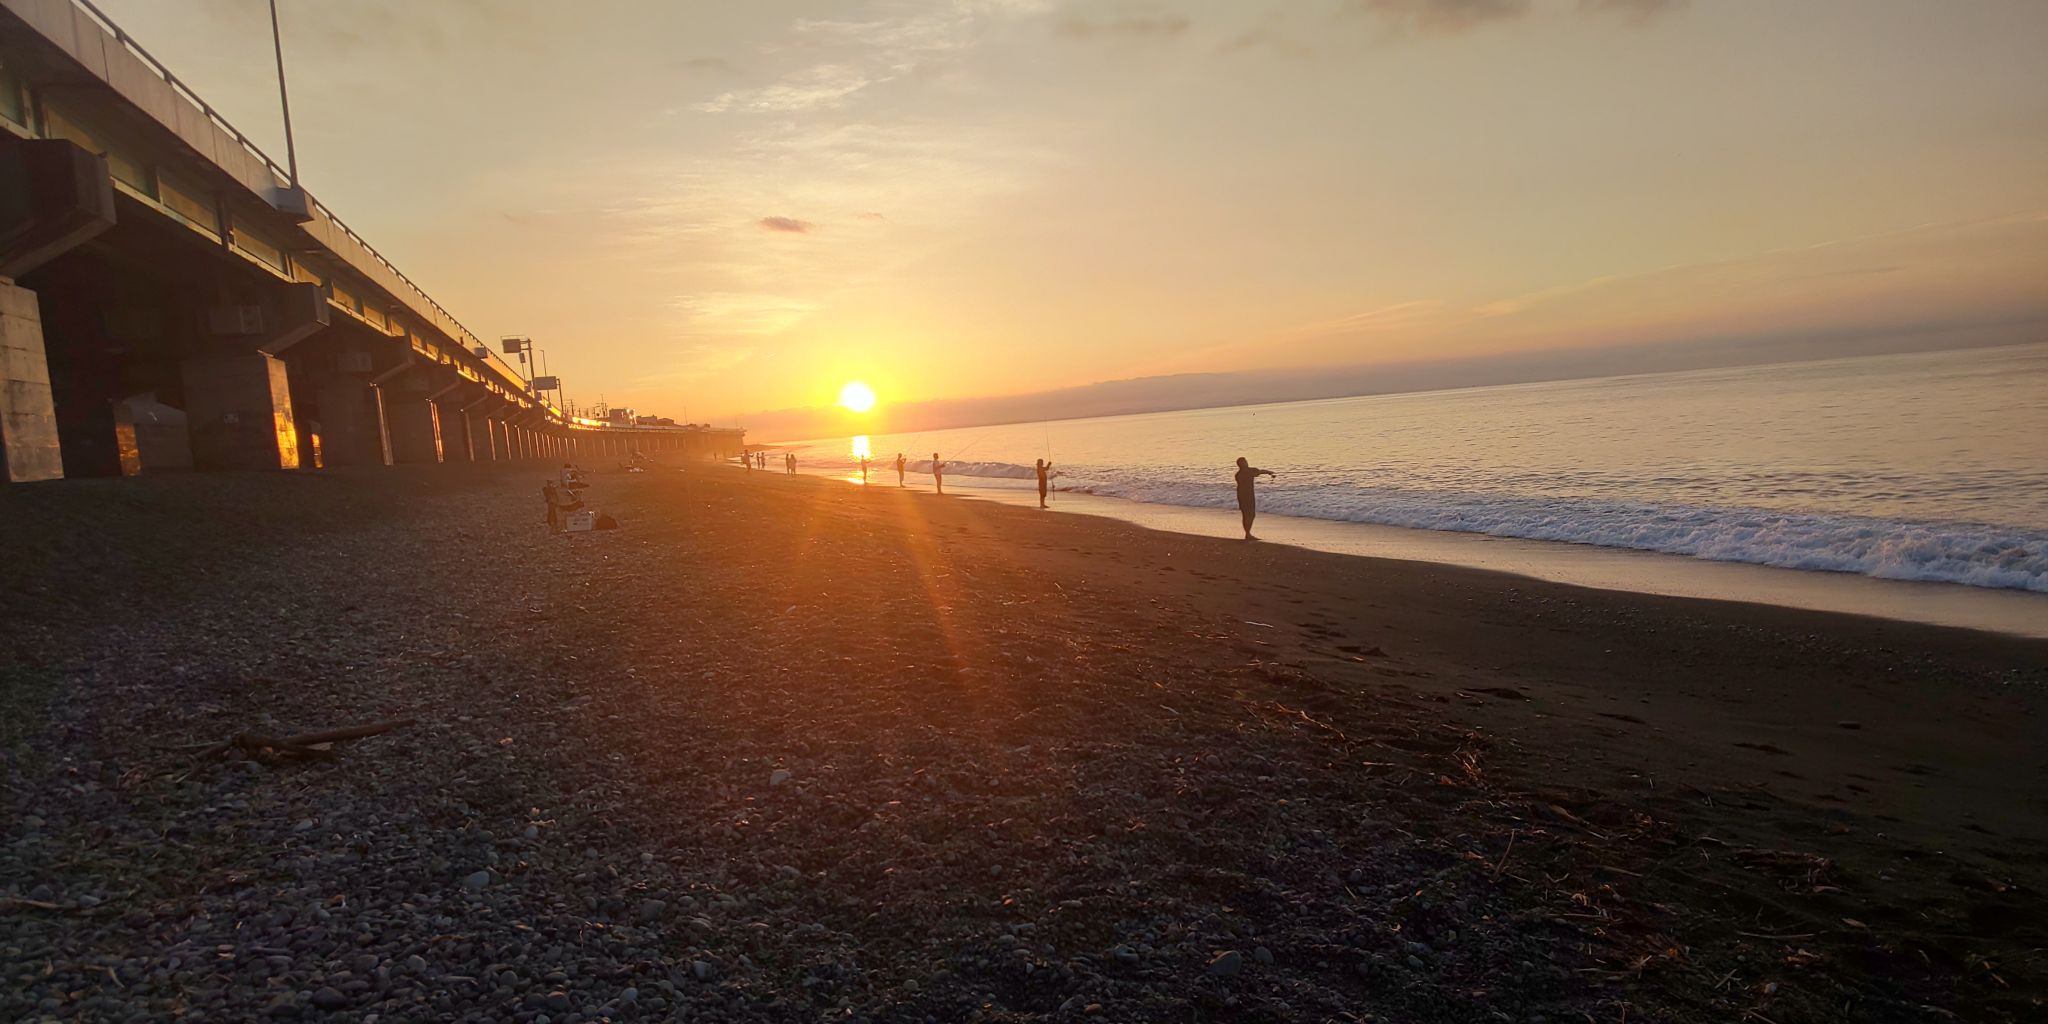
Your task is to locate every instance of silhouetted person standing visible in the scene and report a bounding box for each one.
[895,453,906,486]
[1235,457,1274,540]
[859,455,870,484]
[932,453,946,495]
[1035,459,1053,508]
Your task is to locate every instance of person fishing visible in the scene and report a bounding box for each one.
[1035,458,1053,509]
[1234,456,1274,540]
[931,452,946,495]
[859,454,870,484]
[895,453,906,487]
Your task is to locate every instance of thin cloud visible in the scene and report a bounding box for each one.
[670,293,816,336]
[1579,0,1688,26]
[698,63,871,113]
[759,216,815,234]
[1348,0,1532,34]
[1056,15,1191,41]
[1286,299,1447,337]
[1218,28,1313,58]
[678,56,738,74]
[634,344,759,387]
[700,3,1045,115]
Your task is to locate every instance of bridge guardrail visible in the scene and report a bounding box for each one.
[66,0,538,414]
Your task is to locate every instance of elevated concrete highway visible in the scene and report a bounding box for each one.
[0,0,741,482]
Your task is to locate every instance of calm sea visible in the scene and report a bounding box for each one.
[782,344,2048,594]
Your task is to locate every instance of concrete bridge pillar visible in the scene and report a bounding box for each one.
[514,419,541,461]
[463,397,499,461]
[315,375,389,467]
[180,351,299,471]
[0,279,63,482]
[430,382,472,463]
[383,369,442,464]
[387,399,440,464]
[0,140,116,482]
[179,284,327,472]
[444,409,474,462]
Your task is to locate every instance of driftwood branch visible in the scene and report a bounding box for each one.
[190,718,416,764]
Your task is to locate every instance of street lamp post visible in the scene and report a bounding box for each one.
[267,0,299,187]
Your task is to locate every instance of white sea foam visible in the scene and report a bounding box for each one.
[910,459,1038,479]
[822,458,2048,592]
[1054,476,2048,593]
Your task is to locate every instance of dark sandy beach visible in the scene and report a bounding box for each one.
[3,462,2044,1022]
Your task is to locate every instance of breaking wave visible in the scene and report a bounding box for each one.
[1054,475,2048,593]
[908,459,1038,480]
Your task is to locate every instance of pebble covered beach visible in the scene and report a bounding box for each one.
[4,463,2044,1022]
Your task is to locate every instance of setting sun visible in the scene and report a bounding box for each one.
[837,380,877,413]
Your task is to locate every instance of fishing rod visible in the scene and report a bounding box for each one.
[1045,430,1055,503]
[939,430,995,464]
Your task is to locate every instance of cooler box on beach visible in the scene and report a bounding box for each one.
[564,510,596,532]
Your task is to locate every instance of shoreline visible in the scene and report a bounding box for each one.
[4,463,2044,1021]
[803,468,2048,639]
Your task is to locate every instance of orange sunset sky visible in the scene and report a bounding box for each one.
[92,0,2048,427]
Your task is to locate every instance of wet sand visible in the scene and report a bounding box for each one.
[3,463,2044,1022]
[868,475,2048,639]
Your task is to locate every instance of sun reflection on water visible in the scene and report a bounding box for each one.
[845,435,874,484]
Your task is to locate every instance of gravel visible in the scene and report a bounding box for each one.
[2,468,2036,1023]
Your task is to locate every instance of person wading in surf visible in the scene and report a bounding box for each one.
[1035,459,1053,509]
[1235,457,1274,540]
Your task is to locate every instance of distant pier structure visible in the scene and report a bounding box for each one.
[0,1,740,482]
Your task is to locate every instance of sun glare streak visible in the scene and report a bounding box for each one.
[851,435,873,460]
[838,380,877,413]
